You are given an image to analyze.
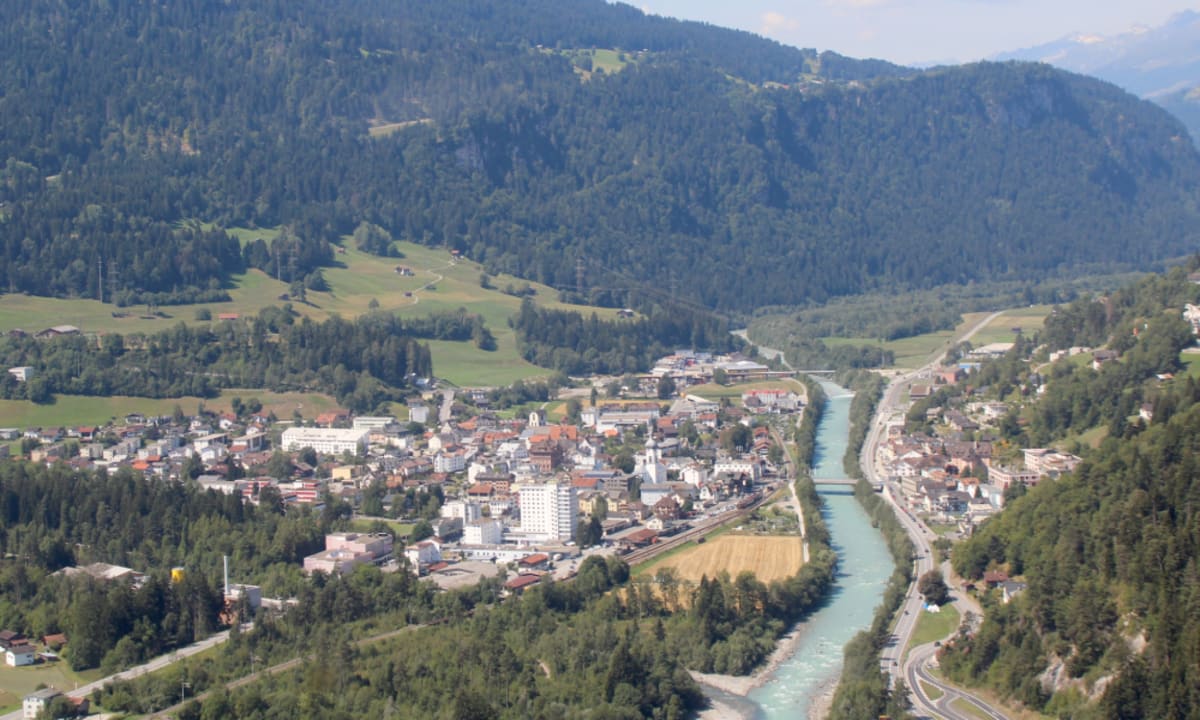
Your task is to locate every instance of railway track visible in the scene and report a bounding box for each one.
[622,489,777,566]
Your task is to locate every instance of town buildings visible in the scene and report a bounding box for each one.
[280,427,370,455]
[519,481,578,542]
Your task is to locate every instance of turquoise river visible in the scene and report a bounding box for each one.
[708,381,895,718]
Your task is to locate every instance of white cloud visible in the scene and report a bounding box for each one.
[760,10,801,35]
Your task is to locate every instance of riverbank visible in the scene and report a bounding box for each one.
[692,621,806,718]
[692,614,840,720]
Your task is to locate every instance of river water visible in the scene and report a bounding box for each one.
[736,381,895,718]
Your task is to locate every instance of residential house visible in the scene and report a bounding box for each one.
[35,325,80,339]
[7,366,33,382]
[315,410,351,427]
[653,496,682,521]
[1001,580,1028,604]
[6,643,35,667]
[987,465,1040,491]
[943,410,978,433]
[23,688,62,720]
[1091,349,1119,370]
[1022,448,1082,479]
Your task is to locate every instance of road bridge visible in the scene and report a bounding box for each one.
[812,477,858,486]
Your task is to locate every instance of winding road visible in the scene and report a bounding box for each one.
[860,311,1010,720]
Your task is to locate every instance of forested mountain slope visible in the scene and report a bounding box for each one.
[945,267,1200,717]
[948,378,1200,717]
[1,0,1198,311]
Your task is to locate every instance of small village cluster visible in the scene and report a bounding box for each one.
[877,344,1082,534]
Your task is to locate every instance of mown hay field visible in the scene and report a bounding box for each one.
[652,533,804,586]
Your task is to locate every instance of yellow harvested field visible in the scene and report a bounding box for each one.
[655,534,804,585]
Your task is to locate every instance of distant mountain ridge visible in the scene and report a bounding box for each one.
[0,0,1198,314]
[996,11,1200,139]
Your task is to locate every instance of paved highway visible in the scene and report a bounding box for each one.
[860,312,1010,720]
[906,643,1009,720]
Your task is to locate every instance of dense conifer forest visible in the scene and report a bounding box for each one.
[1,0,1198,311]
[510,298,739,375]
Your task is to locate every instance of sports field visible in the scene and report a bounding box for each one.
[650,533,804,586]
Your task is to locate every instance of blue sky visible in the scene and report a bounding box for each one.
[631,0,1199,66]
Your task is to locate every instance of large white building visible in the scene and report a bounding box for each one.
[352,416,396,430]
[463,518,505,545]
[713,458,761,482]
[519,481,578,542]
[434,450,467,474]
[280,427,369,455]
[441,499,483,523]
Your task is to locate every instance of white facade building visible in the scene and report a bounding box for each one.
[434,450,467,474]
[408,404,430,424]
[352,416,396,430]
[681,463,709,487]
[280,427,369,455]
[441,500,483,523]
[23,688,61,720]
[713,458,761,482]
[463,518,505,545]
[519,481,578,542]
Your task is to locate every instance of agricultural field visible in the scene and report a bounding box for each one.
[644,533,804,587]
[1180,348,1200,377]
[0,661,102,714]
[826,306,1052,370]
[965,305,1051,346]
[0,390,344,431]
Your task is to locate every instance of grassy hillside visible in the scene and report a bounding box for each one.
[0,239,622,387]
[0,391,344,432]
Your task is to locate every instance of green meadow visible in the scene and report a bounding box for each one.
[0,240,638,415]
[0,661,103,714]
[822,306,1052,370]
[0,390,345,430]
